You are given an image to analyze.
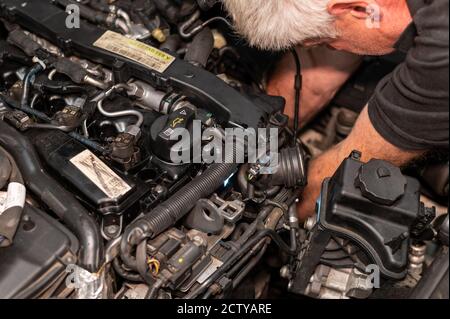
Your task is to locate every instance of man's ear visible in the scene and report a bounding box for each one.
[327,0,374,20]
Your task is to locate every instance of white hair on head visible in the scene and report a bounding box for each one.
[222,0,337,50]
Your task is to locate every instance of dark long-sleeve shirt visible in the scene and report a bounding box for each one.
[368,0,449,150]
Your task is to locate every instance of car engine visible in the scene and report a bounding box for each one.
[0,0,447,300]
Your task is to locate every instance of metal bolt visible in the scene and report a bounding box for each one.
[280,266,291,279]
[304,216,317,231]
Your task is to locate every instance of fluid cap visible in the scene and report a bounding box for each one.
[356,159,407,205]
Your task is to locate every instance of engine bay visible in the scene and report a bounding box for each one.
[0,0,448,300]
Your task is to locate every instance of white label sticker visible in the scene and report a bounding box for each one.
[70,150,132,199]
[0,183,26,215]
[93,31,175,73]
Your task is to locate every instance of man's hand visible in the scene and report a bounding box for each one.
[266,45,424,219]
[267,45,361,126]
[297,106,425,220]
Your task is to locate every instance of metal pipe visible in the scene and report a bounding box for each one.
[94,84,144,128]
[21,63,44,108]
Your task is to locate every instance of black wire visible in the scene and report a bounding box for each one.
[184,229,295,299]
[231,240,268,291]
[112,258,143,282]
[290,48,302,146]
[0,95,108,154]
[21,64,44,109]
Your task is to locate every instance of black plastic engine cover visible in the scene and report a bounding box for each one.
[0,205,79,298]
[317,152,420,278]
[30,130,149,216]
[0,0,270,129]
[289,152,421,295]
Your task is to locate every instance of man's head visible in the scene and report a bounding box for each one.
[222,0,412,55]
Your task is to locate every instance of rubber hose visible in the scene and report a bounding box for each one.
[120,144,241,270]
[160,34,181,53]
[21,64,44,108]
[237,164,280,198]
[112,258,143,282]
[153,0,179,23]
[0,152,12,189]
[0,146,23,184]
[33,78,86,94]
[184,27,214,68]
[0,121,104,272]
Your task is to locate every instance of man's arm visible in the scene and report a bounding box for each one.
[297,105,425,220]
[267,45,362,126]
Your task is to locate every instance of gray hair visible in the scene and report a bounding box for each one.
[222,0,337,50]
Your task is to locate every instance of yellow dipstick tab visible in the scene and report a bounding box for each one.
[152,28,167,43]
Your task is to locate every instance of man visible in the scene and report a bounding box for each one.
[223,0,449,219]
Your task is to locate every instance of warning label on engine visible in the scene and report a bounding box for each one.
[93,31,175,73]
[70,150,132,199]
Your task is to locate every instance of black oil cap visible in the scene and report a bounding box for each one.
[150,107,195,162]
[356,159,407,205]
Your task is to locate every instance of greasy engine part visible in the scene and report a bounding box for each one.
[0,121,104,273]
[288,151,436,298]
[0,0,268,129]
[31,130,149,218]
[0,204,79,299]
[0,0,289,299]
[119,141,243,272]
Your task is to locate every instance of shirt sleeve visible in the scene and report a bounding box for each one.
[368,0,449,151]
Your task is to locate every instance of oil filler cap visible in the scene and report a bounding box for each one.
[356,159,407,206]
